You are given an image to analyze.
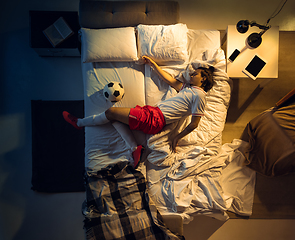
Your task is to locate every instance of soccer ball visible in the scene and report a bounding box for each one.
[103,82,125,102]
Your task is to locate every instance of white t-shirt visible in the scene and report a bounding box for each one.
[157,84,207,124]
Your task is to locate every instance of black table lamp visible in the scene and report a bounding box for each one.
[236,0,288,48]
[236,20,270,48]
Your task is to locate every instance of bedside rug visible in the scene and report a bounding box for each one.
[31,100,85,192]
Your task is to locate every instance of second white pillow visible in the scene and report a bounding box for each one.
[137,23,189,64]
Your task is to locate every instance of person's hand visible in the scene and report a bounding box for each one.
[142,56,155,66]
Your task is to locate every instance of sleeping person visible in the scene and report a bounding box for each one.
[63,56,215,167]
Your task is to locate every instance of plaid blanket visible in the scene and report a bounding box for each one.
[83,162,183,240]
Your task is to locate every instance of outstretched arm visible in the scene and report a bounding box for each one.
[171,116,201,152]
[142,56,183,92]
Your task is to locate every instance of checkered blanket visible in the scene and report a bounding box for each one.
[83,162,183,240]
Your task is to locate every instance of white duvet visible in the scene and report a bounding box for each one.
[143,48,256,222]
[147,139,256,222]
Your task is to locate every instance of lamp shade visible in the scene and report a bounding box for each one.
[236,20,249,33]
[247,32,262,48]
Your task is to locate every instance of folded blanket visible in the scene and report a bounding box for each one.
[83,162,183,240]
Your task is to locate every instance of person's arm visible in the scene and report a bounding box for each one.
[142,56,183,92]
[171,116,201,152]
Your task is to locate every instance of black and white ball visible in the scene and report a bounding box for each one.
[103,82,125,102]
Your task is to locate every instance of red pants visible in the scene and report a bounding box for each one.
[129,105,166,134]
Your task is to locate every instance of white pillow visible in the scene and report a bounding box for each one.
[137,23,189,64]
[81,27,138,63]
[176,58,216,84]
[187,29,220,62]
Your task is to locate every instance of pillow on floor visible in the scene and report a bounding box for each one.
[243,109,295,177]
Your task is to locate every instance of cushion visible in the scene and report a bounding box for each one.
[187,29,220,62]
[243,109,295,177]
[273,104,295,142]
[175,49,225,84]
[175,59,214,83]
[81,27,138,63]
[137,23,189,64]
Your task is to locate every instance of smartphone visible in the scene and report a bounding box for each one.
[228,49,240,62]
[242,55,266,80]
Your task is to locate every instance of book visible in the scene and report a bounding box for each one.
[43,17,74,47]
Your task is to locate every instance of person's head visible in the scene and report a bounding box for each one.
[189,66,215,92]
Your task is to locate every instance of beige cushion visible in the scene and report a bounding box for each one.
[243,109,295,177]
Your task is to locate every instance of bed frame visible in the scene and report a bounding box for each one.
[79,0,179,29]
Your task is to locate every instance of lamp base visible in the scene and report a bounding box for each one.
[247,33,262,48]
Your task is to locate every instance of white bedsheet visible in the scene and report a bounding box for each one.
[82,61,146,170]
[147,138,256,222]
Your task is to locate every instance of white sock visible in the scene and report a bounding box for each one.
[77,112,109,127]
[112,121,137,151]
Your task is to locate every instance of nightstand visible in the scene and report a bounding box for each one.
[30,11,81,57]
[223,25,279,86]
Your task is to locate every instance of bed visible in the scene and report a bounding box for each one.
[78,1,256,238]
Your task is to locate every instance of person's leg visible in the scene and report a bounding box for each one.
[63,107,143,168]
[105,107,130,125]
[106,108,143,168]
[74,107,131,127]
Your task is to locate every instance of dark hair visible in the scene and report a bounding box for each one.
[198,66,215,92]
